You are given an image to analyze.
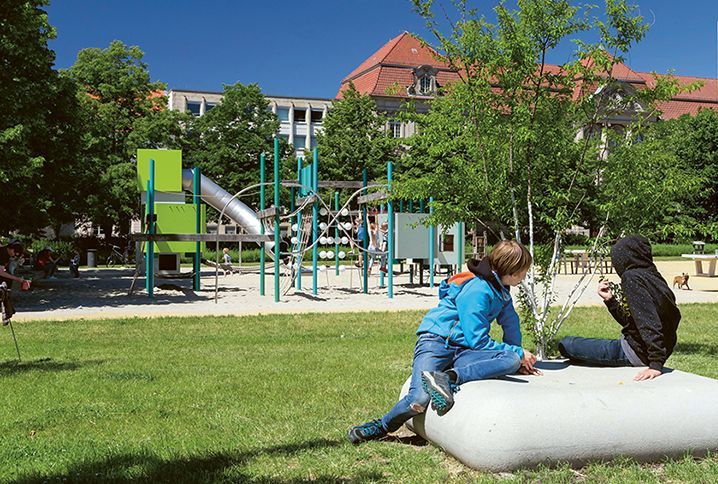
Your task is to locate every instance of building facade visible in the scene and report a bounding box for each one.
[342,32,717,130]
[167,90,333,155]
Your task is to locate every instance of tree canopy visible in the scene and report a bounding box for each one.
[403,0,694,356]
[316,83,397,184]
[186,82,292,209]
[0,0,83,235]
[64,40,169,235]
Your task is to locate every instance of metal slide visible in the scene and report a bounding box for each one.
[181,169,274,255]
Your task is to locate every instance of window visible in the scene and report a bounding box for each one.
[277,107,290,122]
[158,253,179,272]
[293,109,306,123]
[418,76,432,95]
[186,101,201,116]
[293,135,306,149]
[388,121,402,138]
[441,234,454,252]
[311,110,323,123]
[310,136,317,149]
[225,225,237,235]
[205,102,216,112]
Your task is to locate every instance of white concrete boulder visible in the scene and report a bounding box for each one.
[402,361,718,471]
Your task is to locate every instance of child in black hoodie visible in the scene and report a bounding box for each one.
[558,235,680,381]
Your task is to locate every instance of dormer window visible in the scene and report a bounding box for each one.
[410,65,439,97]
[418,76,432,95]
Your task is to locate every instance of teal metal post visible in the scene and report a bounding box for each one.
[429,196,435,288]
[273,138,281,302]
[193,167,201,291]
[312,148,318,295]
[408,200,413,213]
[334,191,340,275]
[387,161,394,299]
[420,199,425,213]
[456,222,464,274]
[296,157,302,290]
[145,159,155,298]
[259,153,266,296]
[362,169,368,293]
[399,200,404,213]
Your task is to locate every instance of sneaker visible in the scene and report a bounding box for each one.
[347,419,387,444]
[421,370,459,415]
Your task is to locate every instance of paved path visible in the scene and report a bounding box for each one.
[9,261,717,322]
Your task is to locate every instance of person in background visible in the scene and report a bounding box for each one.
[0,240,31,290]
[69,250,81,278]
[35,246,59,279]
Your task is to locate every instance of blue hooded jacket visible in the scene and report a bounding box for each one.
[416,257,524,359]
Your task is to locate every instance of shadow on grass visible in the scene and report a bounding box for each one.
[0,358,105,376]
[674,342,718,356]
[11,438,382,483]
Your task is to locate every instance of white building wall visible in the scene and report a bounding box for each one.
[168,90,333,156]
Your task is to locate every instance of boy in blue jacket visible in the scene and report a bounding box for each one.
[348,240,540,444]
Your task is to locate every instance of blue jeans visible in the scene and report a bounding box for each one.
[558,336,631,367]
[381,332,521,432]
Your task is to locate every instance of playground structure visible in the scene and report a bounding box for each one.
[132,141,467,302]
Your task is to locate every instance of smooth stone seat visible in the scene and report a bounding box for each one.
[402,361,718,471]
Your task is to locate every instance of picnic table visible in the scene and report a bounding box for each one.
[560,249,613,275]
[681,253,718,277]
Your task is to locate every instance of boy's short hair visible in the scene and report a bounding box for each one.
[488,240,532,276]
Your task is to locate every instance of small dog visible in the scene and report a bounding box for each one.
[673,273,690,290]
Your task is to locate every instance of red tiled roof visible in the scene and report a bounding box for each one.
[342,32,448,83]
[340,32,718,119]
[337,68,381,98]
[638,73,718,119]
[655,100,718,120]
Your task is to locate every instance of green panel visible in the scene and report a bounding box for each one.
[137,149,182,192]
[144,203,206,254]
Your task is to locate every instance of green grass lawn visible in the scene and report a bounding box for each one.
[1,305,717,483]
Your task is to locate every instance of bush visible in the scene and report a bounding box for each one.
[29,240,75,265]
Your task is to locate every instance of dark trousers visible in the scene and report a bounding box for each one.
[558,336,631,367]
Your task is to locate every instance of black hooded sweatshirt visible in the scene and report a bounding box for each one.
[608,235,680,371]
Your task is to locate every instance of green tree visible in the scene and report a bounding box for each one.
[598,122,704,240]
[316,83,397,184]
[666,109,718,239]
[66,40,168,235]
[187,82,289,208]
[406,0,686,356]
[0,0,83,236]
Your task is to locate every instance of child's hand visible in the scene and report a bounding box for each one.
[519,350,542,375]
[597,279,613,301]
[634,368,661,381]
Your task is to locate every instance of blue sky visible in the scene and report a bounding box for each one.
[46,1,718,99]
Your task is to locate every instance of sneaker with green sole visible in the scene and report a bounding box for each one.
[347,419,387,444]
[421,370,459,415]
